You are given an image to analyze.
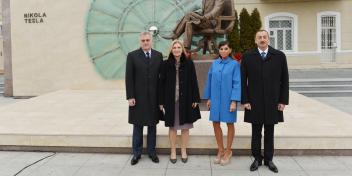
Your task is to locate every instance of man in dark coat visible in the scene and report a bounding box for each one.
[241,30,289,173]
[125,32,163,165]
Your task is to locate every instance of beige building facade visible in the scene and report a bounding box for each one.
[4,0,119,97]
[0,0,3,73]
[2,0,352,96]
[236,0,352,65]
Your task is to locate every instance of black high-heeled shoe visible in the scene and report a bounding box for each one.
[170,157,177,164]
[181,157,188,163]
[181,149,188,163]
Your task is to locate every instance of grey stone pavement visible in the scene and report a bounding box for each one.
[0,68,352,176]
[1,151,352,176]
[312,97,352,115]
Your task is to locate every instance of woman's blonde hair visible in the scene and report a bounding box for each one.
[168,39,187,56]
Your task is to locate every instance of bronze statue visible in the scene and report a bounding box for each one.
[163,0,235,54]
[189,36,217,54]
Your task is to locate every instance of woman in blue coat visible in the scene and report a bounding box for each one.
[203,41,241,166]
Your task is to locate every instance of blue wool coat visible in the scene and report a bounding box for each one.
[203,57,241,123]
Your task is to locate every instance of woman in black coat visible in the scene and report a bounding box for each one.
[159,40,201,164]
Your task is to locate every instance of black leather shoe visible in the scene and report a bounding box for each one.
[250,159,262,171]
[131,155,141,165]
[149,154,159,163]
[265,161,278,173]
[181,157,188,163]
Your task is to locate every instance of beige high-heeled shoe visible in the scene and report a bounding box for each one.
[220,150,232,166]
[213,151,224,164]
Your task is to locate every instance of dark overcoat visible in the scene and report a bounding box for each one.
[125,48,163,126]
[241,46,289,124]
[159,54,201,127]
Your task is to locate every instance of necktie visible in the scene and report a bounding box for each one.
[261,52,266,60]
[146,52,150,59]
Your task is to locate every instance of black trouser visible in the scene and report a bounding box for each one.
[132,124,157,157]
[251,123,274,162]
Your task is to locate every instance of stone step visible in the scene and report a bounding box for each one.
[291,82,352,86]
[290,85,352,91]
[290,78,352,86]
[289,78,352,96]
[295,90,352,97]
[290,78,352,82]
[290,84,352,88]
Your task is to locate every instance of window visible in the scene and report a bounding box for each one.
[269,17,293,51]
[317,12,340,51]
[265,13,297,52]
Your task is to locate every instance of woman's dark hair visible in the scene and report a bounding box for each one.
[218,41,233,59]
[218,41,231,49]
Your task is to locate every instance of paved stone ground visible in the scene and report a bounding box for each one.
[0,69,351,176]
[1,151,352,176]
[313,97,352,115]
[0,97,23,107]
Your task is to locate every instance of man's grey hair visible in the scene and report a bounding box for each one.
[140,31,152,38]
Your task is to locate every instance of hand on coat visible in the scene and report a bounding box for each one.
[230,101,237,112]
[206,100,211,110]
[128,98,136,107]
[159,105,165,114]
[278,103,285,111]
[192,103,198,108]
[243,103,251,110]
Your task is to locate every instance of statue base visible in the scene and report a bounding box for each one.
[190,52,217,60]
[192,54,218,102]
